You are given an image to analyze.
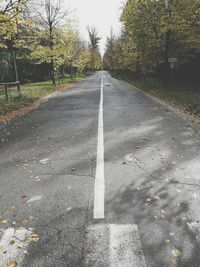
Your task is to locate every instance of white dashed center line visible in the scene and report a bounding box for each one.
[94,74,105,219]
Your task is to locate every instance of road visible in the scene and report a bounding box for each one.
[1,71,200,267]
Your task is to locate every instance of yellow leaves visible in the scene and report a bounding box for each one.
[28,234,39,242]
[118,0,200,72]
[7,260,17,267]
[30,26,82,69]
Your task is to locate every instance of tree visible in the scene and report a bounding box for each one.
[32,0,71,85]
[114,0,200,81]
[0,0,29,90]
[103,29,115,71]
[87,26,101,71]
[75,47,91,74]
[62,28,85,77]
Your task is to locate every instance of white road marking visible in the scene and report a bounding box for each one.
[84,224,146,267]
[84,224,109,266]
[27,195,42,203]
[0,227,33,267]
[39,158,49,165]
[94,75,105,219]
[110,224,146,267]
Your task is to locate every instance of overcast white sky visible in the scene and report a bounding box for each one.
[67,0,125,55]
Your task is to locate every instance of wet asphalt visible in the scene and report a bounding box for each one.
[1,71,200,266]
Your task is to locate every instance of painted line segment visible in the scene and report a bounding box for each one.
[94,74,105,219]
[84,224,147,267]
[110,224,146,267]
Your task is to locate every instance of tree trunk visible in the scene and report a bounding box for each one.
[12,49,20,93]
[49,25,56,86]
[163,30,170,86]
[50,58,56,86]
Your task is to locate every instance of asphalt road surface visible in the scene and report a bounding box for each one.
[1,71,200,267]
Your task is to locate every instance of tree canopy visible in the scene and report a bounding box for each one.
[0,0,102,85]
[104,0,200,82]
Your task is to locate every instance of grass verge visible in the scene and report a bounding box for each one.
[0,75,85,120]
[114,73,200,121]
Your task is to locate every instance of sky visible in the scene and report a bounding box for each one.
[67,0,125,55]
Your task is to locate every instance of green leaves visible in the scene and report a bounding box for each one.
[106,0,200,75]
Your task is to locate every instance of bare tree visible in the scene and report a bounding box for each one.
[35,0,71,85]
[87,26,101,71]
[0,0,29,22]
[104,28,115,71]
[87,26,101,51]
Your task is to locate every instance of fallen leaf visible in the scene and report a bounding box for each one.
[28,234,39,242]
[35,176,41,182]
[169,232,175,236]
[65,207,72,212]
[172,249,181,257]
[7,261,17,267]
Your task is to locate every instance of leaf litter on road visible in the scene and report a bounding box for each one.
[172,249,181,257]
[28,234,39,242]
[7,260,17,267]
[64,207,73,213]
[35,176,41,182]
[1,219,8,224]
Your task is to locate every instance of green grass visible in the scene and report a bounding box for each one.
[116,74,200,116]
[0,75,85,116]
